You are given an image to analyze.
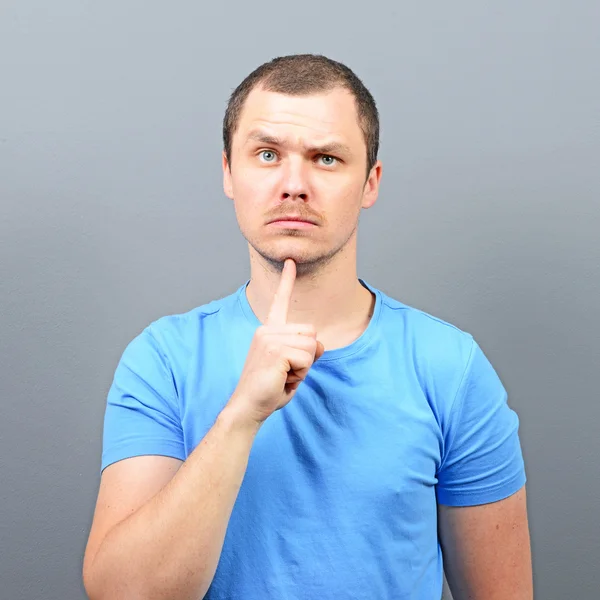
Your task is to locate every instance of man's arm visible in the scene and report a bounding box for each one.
[84,260,322,600]
[82,403,259,600]
[438,485,533,600]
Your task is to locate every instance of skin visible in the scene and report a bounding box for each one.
[438,487,533,599]
[223,85,382,350]
[83,84,533,600]
[225,85,533,598]
[82,260,321,600]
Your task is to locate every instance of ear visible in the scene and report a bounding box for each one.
[361,160,382,209]
[222,151,234,200]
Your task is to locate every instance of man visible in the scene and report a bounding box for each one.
[83,54,533,599]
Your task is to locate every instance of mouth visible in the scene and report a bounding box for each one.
[268,216,318,228]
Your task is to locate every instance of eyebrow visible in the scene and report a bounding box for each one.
[245,130,353,157]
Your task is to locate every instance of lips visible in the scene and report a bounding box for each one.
[269,216,317,225]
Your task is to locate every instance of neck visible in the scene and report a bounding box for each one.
[245,242,375,342]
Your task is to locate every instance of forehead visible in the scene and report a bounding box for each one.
[235,86,364,148]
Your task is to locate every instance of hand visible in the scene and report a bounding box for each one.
[229,259,325,426]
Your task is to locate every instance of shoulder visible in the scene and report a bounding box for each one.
[377,286,475,368]
[134,285,244,362]
[372,285,477,406]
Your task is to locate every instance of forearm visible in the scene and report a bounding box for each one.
[85,402,259,600]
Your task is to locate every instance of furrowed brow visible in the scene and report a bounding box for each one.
[246,131,284,146]
[305,142,352,157]
[245,130,352,157]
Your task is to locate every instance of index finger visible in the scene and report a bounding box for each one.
[266,259,296,326]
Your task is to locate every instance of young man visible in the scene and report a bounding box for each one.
[83,55,533,599]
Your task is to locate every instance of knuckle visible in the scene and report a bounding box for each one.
[289,323,316,337]
[296,338,314,354]
[301,349,314,365]
[265,342,280,356]
[302,337,317,352]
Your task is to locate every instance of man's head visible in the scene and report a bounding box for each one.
[222,54,382,275]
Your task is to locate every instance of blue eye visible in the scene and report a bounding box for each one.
[319,155,337,166]
[259,150,277,162]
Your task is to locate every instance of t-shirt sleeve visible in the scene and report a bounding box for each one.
[436,338,526,506]
[100,325,186,473]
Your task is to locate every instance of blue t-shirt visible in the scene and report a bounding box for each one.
[101,280,526,599]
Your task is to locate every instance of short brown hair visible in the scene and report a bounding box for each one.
[223,54,379,175]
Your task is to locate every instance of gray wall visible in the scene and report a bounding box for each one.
[1,2,598,598]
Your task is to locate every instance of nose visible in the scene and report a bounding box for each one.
[279,159,309,202]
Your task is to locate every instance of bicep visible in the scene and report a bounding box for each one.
[438,485,533,600]
[83,455,183,574]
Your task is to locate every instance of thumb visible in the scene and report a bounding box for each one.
[315,340,325,361]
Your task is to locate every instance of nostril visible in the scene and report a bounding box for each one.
[281,192,307,200]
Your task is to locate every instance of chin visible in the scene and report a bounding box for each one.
[265,248,320,266]
[252,240,338,274]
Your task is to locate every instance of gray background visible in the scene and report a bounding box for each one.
[1,1,598,598]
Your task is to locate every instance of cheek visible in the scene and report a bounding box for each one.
[231,172,262,217]
[232,167,278,207]
[320,167,362,194]
[328,181,364,221]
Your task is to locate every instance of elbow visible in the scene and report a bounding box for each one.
[82,552,99,600]
[82,560,114,600]
[83,560,212,600]
[82,567,101,600]
[82,555,140,600]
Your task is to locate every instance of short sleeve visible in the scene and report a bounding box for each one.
[436,339,526,506]
[100,325,186,473]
